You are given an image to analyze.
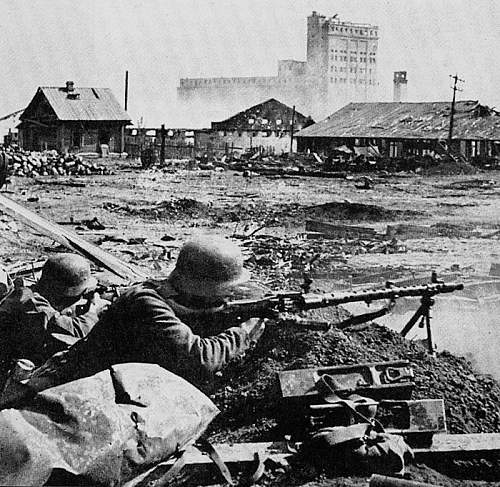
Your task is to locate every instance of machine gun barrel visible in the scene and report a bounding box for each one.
[221,279,464,343]
[224,281,464,315]
[300,282,464,310]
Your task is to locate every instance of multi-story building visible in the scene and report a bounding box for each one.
[177,11,379,123]
[307,12,379,117]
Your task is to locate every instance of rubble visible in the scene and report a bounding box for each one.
[1,146,112,178]
[0,159,499,486]
[436,179,497,191]
[309,201,420,222]
[103,198,215,220]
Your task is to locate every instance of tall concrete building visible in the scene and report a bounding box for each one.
[177,11,379,124]
[307,12,379,117]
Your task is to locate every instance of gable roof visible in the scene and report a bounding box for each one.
[296,101,500,140]
[21,86,131,122]
[212,98,311,131]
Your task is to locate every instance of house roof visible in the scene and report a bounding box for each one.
[0,109,24,136]
[212,98,310,131]
[296,101,500,141]
[21,86,131,122]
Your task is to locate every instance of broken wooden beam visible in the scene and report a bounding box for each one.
[124,434,500,487]
[0,194,147,282]
[34,178,86,188]
[151,433,500,468]
[413,432,500,460]
[386,224,441,240]
[306,220,380,239]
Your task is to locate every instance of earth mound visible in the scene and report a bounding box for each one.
[209,323,500,442]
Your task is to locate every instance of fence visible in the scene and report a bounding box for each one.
[125,140,243,162]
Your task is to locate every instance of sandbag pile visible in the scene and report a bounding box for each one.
[3,147,111,177]
[0,363,219,486]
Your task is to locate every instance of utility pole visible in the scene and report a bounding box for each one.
[289,105,296,155]
[121,70,130,155]
[124,70,129,111]
[447,74,465,149]
[160,124,166,164]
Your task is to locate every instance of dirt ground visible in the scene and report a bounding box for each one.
[1,159,499,486]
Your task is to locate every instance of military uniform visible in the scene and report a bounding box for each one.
[31,281,254,389]
[0,285,98,379]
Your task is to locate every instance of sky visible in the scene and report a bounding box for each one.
[0,0,499,127]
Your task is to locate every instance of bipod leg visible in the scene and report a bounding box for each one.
[424,298,435,355]
[400,304,426,337]
[400,294,435,355]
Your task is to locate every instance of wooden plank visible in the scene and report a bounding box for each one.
[159,434,500,466]
[413,433,500,458]
[123,435,500,486]
[306,219,378,239]
[0,194,147,282]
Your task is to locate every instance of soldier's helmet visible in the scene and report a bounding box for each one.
[168,236,251,297]
[38,253,97,297]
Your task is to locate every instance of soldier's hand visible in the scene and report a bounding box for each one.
[87,292,111,316]
[240,317,268,344]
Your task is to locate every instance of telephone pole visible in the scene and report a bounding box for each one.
[289,105,296,155]
[124,70,129,111]
[447,74,465,149]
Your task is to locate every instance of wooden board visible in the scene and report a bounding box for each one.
[306,219,379,239]
[153,434,500,468]
[123,435,500,487]
[0,193,147,282]
[414,432,500,458]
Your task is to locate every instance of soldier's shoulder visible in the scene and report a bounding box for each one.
[117,281,167,305]
[0,286,46,313]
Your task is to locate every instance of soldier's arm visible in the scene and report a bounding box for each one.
[30,293,98,338]
[135,293,257,381]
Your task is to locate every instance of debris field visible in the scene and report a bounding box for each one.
[0,158,499,486]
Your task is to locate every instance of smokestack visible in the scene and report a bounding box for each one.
[65,81,75,92]
[393,71,407,102]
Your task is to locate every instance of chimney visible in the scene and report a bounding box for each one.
[65,81,75,92]
[393,71,407,102]
[393,71,408,102]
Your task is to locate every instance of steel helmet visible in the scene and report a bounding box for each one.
[168,235,251,297]
[37,253,97,297]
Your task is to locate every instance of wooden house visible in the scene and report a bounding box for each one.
[18,81,131,154]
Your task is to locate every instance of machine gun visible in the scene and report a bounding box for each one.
[221,273,464,353]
